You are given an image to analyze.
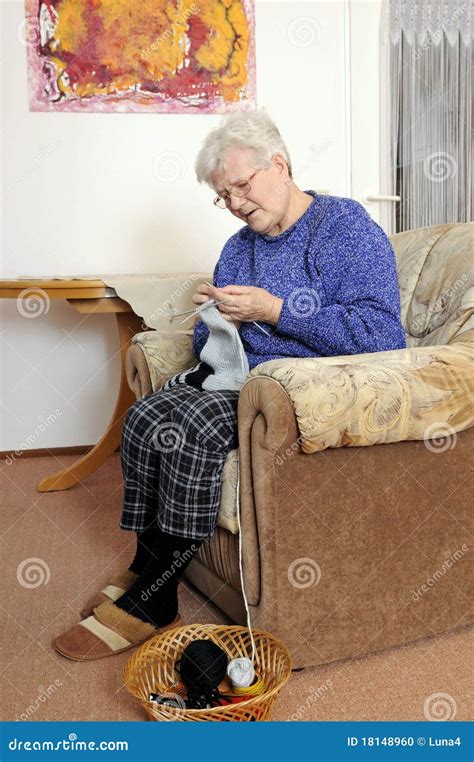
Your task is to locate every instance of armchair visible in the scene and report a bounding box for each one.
[126,223,473,669]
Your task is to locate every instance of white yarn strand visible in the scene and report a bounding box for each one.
[235,457,256,666]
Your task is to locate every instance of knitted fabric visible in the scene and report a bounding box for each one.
[162,303,249,392]
[200,305,249,391]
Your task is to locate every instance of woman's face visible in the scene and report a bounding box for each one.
[210,148,291,235]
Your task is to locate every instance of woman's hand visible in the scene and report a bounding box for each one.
[192,283,242,328]
[192,283,214,307]
[210,285,283,326]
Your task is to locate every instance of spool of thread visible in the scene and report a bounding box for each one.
[232,675,266,697]
[227,657,255,689]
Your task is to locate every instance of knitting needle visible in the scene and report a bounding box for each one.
[170,294,234,320]
[203,281,272,336]
[178,298,234,325]
[171,297,232,319]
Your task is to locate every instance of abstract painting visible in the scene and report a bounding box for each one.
[25,0,256,113]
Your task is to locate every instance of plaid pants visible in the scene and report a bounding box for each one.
[120,384,239,540]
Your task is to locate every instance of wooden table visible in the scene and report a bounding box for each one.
[0,278,143,492]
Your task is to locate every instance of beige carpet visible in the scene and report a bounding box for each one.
[1,453,472,722]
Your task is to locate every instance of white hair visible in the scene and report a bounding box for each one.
[195,110,293,186]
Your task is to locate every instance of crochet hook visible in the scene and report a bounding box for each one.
[203,281,272,336]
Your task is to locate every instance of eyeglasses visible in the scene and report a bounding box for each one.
[213,169,262,209]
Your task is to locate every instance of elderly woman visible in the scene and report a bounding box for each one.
[54,112,405,660]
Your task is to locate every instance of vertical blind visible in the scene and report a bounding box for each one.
[385,1,472,232]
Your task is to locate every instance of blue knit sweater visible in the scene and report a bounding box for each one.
[193,191,406,369]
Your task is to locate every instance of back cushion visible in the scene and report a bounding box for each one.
[390,223,474,347]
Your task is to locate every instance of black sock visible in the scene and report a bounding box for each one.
[180,361,213,390]
[116,527,203,627]
[128,523,159,575]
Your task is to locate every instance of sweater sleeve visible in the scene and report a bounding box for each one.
[275,204,406,356]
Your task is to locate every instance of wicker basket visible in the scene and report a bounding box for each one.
[123,623,292,722]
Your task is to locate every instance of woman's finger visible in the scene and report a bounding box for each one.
[216,301,237,314]
[192,284,213,303]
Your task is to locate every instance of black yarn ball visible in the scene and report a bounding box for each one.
[176,639,229,709]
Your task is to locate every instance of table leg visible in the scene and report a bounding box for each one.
[37,312,144,492]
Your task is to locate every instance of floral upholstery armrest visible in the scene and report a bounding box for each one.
[245,334,474,452]
[126,330,196,396]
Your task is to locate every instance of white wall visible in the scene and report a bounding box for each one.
[349,0,388,227]
[1,0,350,451]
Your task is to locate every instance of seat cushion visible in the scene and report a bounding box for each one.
[218,448,240,534]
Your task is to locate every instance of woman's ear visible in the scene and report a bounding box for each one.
[272,153,288,176]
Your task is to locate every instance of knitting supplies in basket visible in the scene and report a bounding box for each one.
[176,639,256,709]
[123,623,292,722]
[149,639,264,709]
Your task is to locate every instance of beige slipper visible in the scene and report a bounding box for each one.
[80,572,183,619]
[79,570,139,619]
[54,600,181,661]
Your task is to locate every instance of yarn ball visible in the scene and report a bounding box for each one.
[227,657,255,689]
[175,640,229,710]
